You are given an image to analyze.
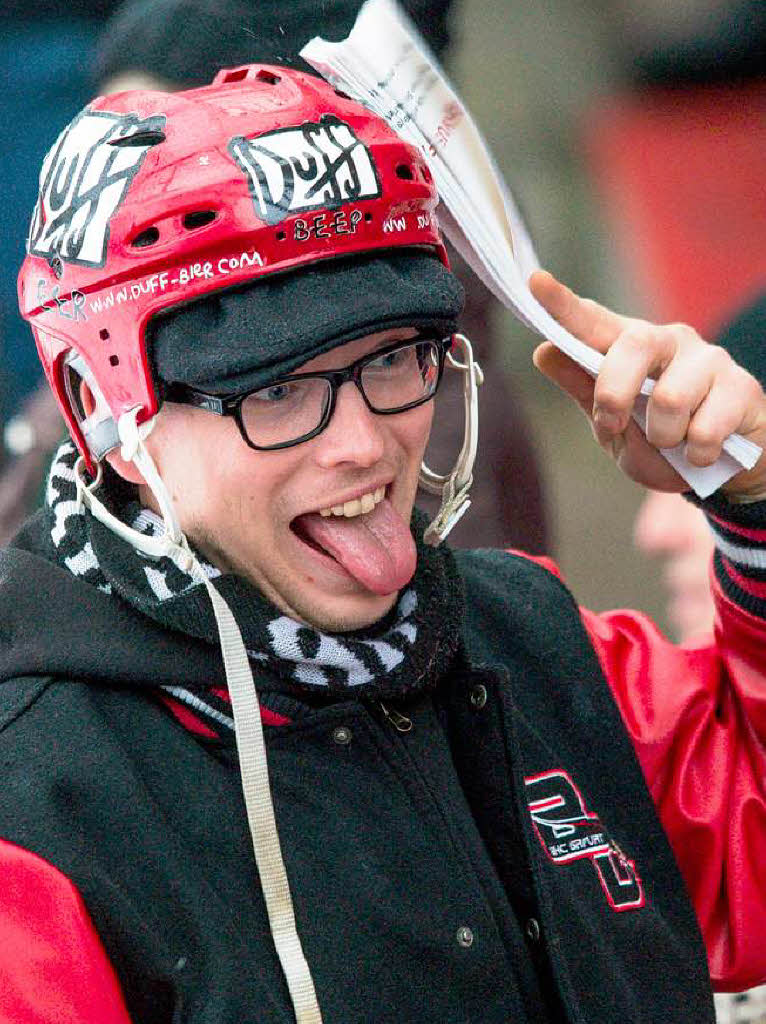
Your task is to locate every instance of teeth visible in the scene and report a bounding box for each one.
[318,487,386,519]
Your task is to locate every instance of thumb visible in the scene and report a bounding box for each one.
[533,341,595,418]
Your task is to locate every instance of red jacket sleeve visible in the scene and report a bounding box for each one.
[577,574,766,992]
[0,838,133,1023]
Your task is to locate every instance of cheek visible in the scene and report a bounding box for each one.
[144,412,237,511]
[396,402,434,455]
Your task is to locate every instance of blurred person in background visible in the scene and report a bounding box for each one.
[607,0,766,88]
[633,489,715,641]
[0,0,122,536]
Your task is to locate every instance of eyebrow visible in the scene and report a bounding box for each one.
[297,331,418,374]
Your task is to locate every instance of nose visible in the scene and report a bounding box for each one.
[313,380,386,469]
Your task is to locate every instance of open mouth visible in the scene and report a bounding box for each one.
[317,485,386,519]
[290,517,334,559]
[286,482,417,597]
[289,486,388,566]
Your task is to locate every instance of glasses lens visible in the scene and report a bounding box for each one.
[361,339,442,412]
[240,377,332,448]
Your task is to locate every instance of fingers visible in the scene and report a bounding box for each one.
[531,271,766,494]
[592,323,677,444]
[642,342,716,450]
[682,357,762,467]
[593,325,762,471]
[529,270,628,352]
[532,342,595,415]
[533,340,687,490]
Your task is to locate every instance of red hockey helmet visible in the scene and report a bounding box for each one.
[18,63,449,471]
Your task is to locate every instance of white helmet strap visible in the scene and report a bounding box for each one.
[420,333,483,546]
[74,408,192,570]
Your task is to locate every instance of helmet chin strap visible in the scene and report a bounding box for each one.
[74,407,324,1024]
[420,333,483,546]
[74,408,193,571]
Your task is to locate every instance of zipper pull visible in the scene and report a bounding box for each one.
[379,701,413,733]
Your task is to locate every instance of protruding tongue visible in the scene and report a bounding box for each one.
[295,498,416,595]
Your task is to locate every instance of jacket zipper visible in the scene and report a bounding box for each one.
[378,700,413,733]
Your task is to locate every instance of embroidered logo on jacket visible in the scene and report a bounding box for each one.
[525,769,644,912]
[229,115,381,226]
[28,109,166,267]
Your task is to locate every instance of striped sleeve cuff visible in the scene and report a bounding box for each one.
[687,490,766,619]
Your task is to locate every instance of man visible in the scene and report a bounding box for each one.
[1,64,764,1023]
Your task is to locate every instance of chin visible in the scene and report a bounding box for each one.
[198,534,405,633]
[286,589,399,633]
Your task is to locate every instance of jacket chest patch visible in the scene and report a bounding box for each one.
[525,769,645,912]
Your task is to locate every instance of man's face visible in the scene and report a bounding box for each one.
[141,328,434,631]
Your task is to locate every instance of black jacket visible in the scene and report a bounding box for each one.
[0,521,716,1023]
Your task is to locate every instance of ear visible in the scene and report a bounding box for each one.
[79,379,145,486]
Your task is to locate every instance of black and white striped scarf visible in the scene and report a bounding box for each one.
[44,443,462,701]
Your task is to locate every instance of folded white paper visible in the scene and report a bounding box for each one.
[301,0,760,497]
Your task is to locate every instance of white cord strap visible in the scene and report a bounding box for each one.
[420,333,483,545]
[199,573,324,1024]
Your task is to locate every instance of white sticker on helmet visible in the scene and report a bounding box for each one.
[229,114,381,226]
[28,109,166,267]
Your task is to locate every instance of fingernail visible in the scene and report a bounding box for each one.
[594,407,621,432]
[609,434,626,461]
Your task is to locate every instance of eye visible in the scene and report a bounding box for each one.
[369,348,408,371]
[254,382,296,403]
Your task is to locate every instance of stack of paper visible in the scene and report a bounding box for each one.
[301,0,759,496]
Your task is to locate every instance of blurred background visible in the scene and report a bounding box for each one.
[1,0,764,632]
[1,2,765,1016]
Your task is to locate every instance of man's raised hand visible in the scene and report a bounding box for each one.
[529,270,766,500]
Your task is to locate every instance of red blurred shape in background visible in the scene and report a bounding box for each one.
[586,81,766,337]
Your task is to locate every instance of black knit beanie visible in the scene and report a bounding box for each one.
[148,251,465,394]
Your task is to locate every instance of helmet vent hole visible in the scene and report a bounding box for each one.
[256,69,281,85]
[64,364,87,421]
[222,67,248,83]
[364,212,373,222]
[110,130,166,148]
[99,329,110,340]
[276,230,286,241]
[131,226,160,248]
[182,210,217,230]
[109,355,120,367]
[395,164,414,180]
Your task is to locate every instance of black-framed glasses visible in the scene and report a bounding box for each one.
[164,333,451,451]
